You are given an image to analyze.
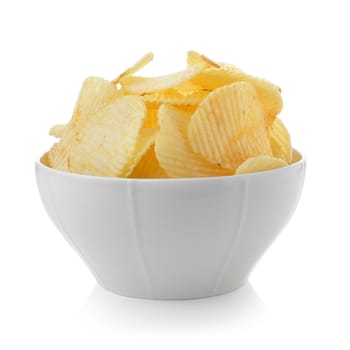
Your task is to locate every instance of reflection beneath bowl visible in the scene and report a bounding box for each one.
[79,283,268,333]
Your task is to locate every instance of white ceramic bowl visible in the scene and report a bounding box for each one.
[35,151,305,300]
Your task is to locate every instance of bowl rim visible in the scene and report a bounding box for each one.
[36,149,305,183]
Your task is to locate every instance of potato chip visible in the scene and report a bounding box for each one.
[143,102,159,128]
[51,77,120,171]
[176,105,198,115]
[191,64,245,90]
[40,152,51,167]
[172,80,205,92]
[45,52,290,179]
[270,117,292,163]
[235,155,288,175]
[119,63,205,95]
[187,50,219,68]
[121,128,157,177]
[67,96,147,177]
[189,54,283,124]
[49,124,66,138]
[155,104,234,178]
[111,52,153,85]
[188,81,272,170]
[291,149,302,164]
[141,88,208,106]
[129,145,168,178]
[47,143,58,168]
[245,75,283,125]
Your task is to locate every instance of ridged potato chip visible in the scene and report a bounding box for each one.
[121,128,158,177]
[236,155,288,175]
[120,63,205,95]
[40,152,51,167]
[49,124,66,138]
[155,104,234,178]
[187,50,219,68]
[245,75,283,125]
[51,77,120,171]
[45,52,291,179]
[191,64,245,90]
[291,149,302,164]
[47,143,58,167]
[111,52,153,85]
[141,88,208,106]
[270,117,292,163]
[189,53,283,124]
[129,145,168,178]
[188,81,272,170]
[67,96,147,177]
[143,102,159,128]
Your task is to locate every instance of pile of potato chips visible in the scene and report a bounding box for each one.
[42,51,294,178]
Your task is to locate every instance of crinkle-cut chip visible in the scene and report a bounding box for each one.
[141,88,208,106]
[187,50,219,68]
[129,145,168,178]
[191,64,246,90]
[176,105,198,115]
[158,104,198,125]
[143,103,159,128]
[40,152,51,167]
[48,143,59,168]
[155,104,234,178]
[173,80,205,92]
[121,128,158,177]
[49,124,66,138]
[111,52,153,85]
[71,77,120,125]
[235,155,288,175]
[270,117,292,163]
[119,63,205,95]
[51,77,120,171]
[188,81,272,170]
[191,64,283,125]
[67,96,147,177]
[291,149,302,164]
[244,75,283,126]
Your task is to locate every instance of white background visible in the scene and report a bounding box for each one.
[1,0,349,349]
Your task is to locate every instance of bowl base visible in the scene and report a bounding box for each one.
[98,280,248,301]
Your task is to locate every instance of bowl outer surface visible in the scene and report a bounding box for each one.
[35,156,306,299]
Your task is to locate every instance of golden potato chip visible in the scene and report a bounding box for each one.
[49,124,66,138]
[291,149,302,164]
[188,81,272,170]
[189,56,283,124]
[270,117,292,163]
[47,143,58,168]
[155,104,234,178]
[187,50,219,68]
[129,145,168,178]
[143,102,159,128]
[66,96,147,177]
[176,105,198,115]
[235,155,288,175]
[119,63,205,95]
[172,80,205,92]
[46,52,289,179]
[121,128,157,177]
[245,75,283,125]
[191,64,245,90]
[111,52,153,85]
[70,77,120,124]
[51,77,120,171]
[40,152,51,167]
[141,88,208,106]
